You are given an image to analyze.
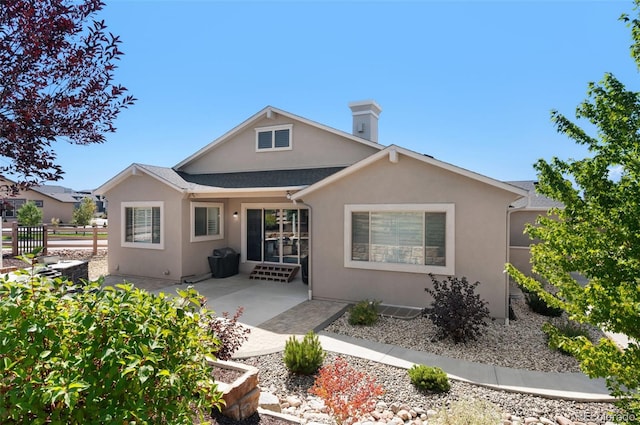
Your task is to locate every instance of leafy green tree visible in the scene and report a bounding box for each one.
[72,197,96,234]
[16,200,42,226]
[506,4,640,420]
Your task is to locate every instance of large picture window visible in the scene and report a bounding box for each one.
[255,124,293,151]
[345,204,454,275]
[122,202,164,249]
[191,202,224,242]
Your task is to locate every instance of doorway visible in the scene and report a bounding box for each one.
[246,207,308,264]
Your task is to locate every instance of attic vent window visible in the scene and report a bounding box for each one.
[256,124,292,151]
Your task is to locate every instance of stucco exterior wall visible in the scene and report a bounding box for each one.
[301,154,520,320]
[180,115,379,174]
[179,196,294,277]
[509,210,541,247]
[105,174,186,281]
[509,246,533,277]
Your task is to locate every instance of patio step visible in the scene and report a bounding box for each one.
[249,264,300,283]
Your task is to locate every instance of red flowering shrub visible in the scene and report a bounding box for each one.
[309,357,385,425]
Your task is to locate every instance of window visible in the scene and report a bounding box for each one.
[122,202,164,249]
[255,124,292,151]
[0,199,42,218]
[345,204,455,275]
[191,202,224,242]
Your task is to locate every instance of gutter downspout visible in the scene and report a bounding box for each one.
[506,204,527,326]
[292,198,312,301]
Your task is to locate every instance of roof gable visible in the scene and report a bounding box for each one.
[291,145,529,201]
[174,106,383,171]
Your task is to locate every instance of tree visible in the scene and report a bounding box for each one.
[0,0,135,187]
[72,197,96,234]
[506,4,640,421]
[16,200,42,226]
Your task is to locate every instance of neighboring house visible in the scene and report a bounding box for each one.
[0,177,82,224]
[96,101,528,320]
[507,180,564,277]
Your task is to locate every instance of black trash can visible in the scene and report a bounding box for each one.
[301,255,308,284]
[208,247,240,278]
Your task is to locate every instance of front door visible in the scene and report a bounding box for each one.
[246,207,308,264]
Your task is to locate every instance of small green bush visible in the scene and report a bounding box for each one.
[283,330,325,375]
[523,290,563,317]
[543,317,591,355]
[407,364,450,393]
[0,271,224,424]
[348,299,380,325]
[431,398,502,425]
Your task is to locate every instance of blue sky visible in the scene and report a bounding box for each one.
[50,0,640,191]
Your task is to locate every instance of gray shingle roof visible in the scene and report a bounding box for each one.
[507,180,564,209]
[176,167,346,188]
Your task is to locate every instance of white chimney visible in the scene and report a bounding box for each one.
[349,100,382,143]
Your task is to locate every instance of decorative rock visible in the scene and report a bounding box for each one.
[370,410,384,421]
[259,391,281,413]
[286,395,302,408]
[396,409,412,421]
[306,398,326,412]
[426,409,438,418]
[555,416,574,425]
[524,417,539,424]
[376,401,388,412]
[539,417,555,425]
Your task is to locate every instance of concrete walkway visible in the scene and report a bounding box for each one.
[103,272,616,403]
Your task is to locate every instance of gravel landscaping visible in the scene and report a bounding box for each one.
[238,301,623,425]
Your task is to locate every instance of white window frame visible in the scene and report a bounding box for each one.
[255,124,293,152]
[344,203,455,275]
[121,201,164,250]
[190,202,224,242]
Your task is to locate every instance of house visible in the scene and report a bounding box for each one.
[507,180,564,277]
[0,177,82,224]
[96,101,528,320]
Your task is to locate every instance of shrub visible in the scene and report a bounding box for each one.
[423,274,490,343]
[431,398,502,425]
[283,330,325,375]
[407,364,450,393]
[309,357,384,425]
[348,299,380,325]
[206,306,251,361]
[523,289,563,317]
[16,200,42,225]
[543,317,591,356]
[0,272,224,424]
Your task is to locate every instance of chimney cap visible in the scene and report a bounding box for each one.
[348,100,382,116]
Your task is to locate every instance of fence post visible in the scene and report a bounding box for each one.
[43,224,48,255]
[11,222,17,256]
[93,226,97,255]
